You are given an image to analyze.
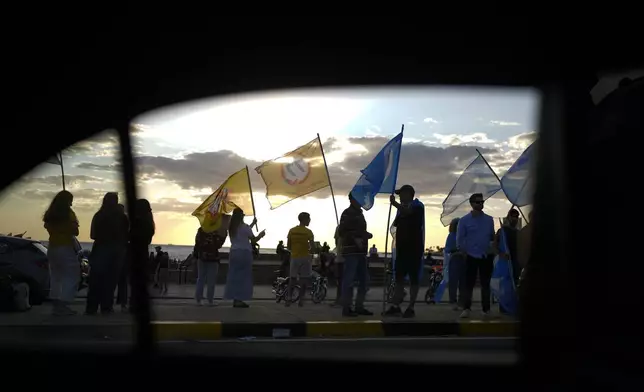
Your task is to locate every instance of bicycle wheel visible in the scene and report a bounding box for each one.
[289,285,302,302]
[425,278,437,304]
[312,285,327,304]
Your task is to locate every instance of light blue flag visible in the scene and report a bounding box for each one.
[350,132,403,210]
[490,227,518,315]
[440,154,501,226]
[500,142,535,207]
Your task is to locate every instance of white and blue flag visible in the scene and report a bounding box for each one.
[490,226,518,315]
[350,131,403,210]
[500,142,535,207]
[440,154,501,226]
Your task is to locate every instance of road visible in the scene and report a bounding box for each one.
[1,336,518,366]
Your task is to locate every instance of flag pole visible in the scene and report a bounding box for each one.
[475,149,527,222]
[60,152,66,191]
[245,166,258,231]
[317,133,339,225]
[381,124,404,315]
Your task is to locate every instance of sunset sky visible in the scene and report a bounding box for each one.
[0,87,539,250]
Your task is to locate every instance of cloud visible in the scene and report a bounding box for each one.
[489,120,521,126]
[423,117,439,124]
[507,131,537,149]
[326,137,497,197]
[433,133,495,146]
[64,128,144,158]
[136,150,264,190]
[22,175,106,187]
[151,198,201,214]
[75,162,122,172]
[130,137,500,202]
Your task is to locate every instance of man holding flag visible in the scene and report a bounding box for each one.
[385,185,425,318]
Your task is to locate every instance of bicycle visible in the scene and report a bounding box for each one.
[384,265,407,304]
[310,270,328,304]
[424,264,443,304]
[271,270,301,303]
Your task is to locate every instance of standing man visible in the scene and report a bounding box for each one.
[194,227,226,306]
[286,212,315,307]
[369,244,379,263]
[457,193,496,318]
[338,193,373,317]
[385,185,425,318]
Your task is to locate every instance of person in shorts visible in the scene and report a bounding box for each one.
[385,184,425,318]
[286,212,314,307]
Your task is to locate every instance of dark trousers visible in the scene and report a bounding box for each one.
[333,263,344,303]
[462,255,494,312]
[448,253,466,305]
[116,263,129,306]
[86,245,125,313]
[341,255,368,309]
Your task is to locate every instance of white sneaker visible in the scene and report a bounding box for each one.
[452,304,462,311]
[459,309,471,319]
[482,310,494,319]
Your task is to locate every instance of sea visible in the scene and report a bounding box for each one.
[41,242,271,261]
[41,242,395,261]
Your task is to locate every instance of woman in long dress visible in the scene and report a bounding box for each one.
[43,190,81,316]
[224,208,265,308]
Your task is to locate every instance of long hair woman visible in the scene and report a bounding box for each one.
[224,208,265,308]
[86,192,129,314]
[43,190,80,316]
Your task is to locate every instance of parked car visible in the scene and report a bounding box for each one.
[0,235,50,304]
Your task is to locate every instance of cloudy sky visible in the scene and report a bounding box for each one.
[0,87,538,249]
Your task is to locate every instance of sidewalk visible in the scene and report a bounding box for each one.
[0,299,516,343]
[78,284,491,302]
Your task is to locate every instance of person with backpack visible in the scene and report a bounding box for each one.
[194,227,227,306]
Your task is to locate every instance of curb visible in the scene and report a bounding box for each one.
[0,321,518,342]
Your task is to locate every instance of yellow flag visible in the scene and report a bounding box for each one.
[255,137,330,209]
[192,167,255,233]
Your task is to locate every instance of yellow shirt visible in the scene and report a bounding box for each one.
[288,225,314,258]
[46,210,79,247]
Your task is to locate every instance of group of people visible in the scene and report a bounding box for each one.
[43,190,155,316]
[443,193,530,318]
[43,184,526,319]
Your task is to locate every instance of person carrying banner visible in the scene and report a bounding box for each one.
[384,185,425,318]
[456,193,496,319]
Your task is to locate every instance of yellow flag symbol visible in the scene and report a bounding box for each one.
[255,137,330,209]
[192,167,255,233]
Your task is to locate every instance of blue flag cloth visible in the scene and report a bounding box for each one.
[490,227,518,315]
[390,198,425,281]
[350,132,403,210]
[440,155,501,226]
[500,142,535,207]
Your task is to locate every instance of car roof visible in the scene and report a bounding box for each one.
[0,236,41,246]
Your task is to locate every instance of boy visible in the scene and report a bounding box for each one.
[286,212,314,307]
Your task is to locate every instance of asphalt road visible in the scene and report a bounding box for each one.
[3,337,518,366]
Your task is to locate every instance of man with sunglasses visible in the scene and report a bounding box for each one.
[456,193,495,318]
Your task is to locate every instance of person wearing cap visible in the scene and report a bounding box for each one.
[337,192,373,317]
[385,184,425,318]
[456,193,496,319]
